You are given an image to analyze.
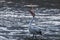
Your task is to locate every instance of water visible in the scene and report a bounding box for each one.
[0,5,60,40]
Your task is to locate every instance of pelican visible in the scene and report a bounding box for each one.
[29,10,42,34]
[28,5,42,39]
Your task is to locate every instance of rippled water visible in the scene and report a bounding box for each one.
[0,6,60,40]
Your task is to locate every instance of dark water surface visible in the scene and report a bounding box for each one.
[0,4,60,40]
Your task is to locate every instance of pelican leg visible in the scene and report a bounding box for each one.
[33,34,35,40]
[33,34,36,39]
[35,35,36,39]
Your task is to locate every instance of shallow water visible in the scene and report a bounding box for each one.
[0,6,60,40]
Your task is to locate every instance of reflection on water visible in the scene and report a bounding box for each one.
[0,4,60,40]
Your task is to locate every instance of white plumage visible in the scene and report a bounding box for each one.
[28,17,42,35]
